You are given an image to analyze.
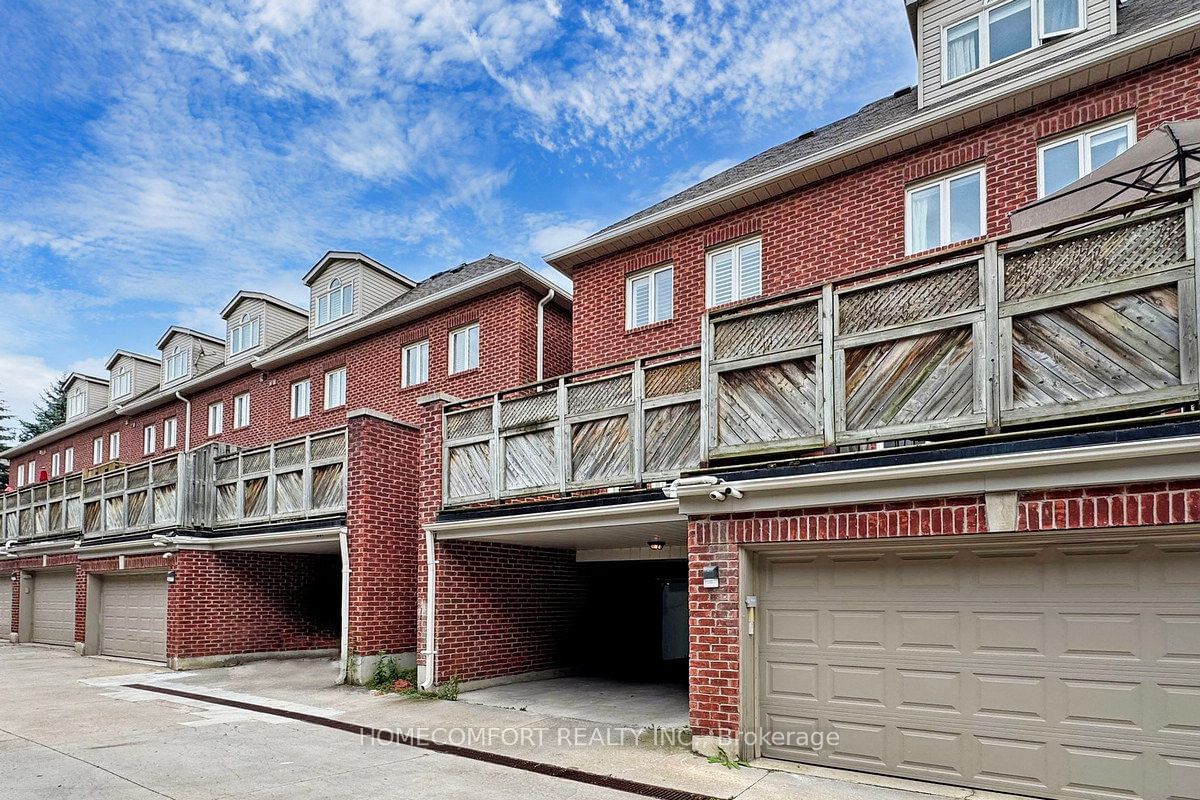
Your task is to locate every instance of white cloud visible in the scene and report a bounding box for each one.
[658,158,740,200]
[0,353,65,425]
[526,215,599,256]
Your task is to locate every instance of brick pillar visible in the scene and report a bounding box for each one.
[688,518,741,754]
[414,395,448,682]
[345,409,421,682]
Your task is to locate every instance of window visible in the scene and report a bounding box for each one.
[627,265,674,328]
[402,341,429,388]
[65,447,74,473]
[324,368,347,409]
[208,402,224,436]
[233,393,251,428]
[143,425,156,455]
[316,279,354,326]
[906,166,986,254]
[111,369,132,400]
[52,453,61,478]
[230,313,262,355]
[707,238,762,307]
[109,432,120,459]
[93,437,104,465]
[943,0,1083,82]
[163,418,178,449]
[291,379,312,419]
[16,465,24,487]
[67,388,87,419]
[1038,118,1135,197]
[164,345,190,383]
[448,324,480,375]
[28,460,36,483]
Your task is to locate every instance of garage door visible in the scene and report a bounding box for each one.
[1,573,12,636]
[755,539,1200,800]
[31,569,76,646]
[99,573,167,662]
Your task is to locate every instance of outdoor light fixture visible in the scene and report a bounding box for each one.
[702,565,720,588]
[166,570,177,584]
[647,539,666,551]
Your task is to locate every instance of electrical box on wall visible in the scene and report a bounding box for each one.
[702,565,720,588]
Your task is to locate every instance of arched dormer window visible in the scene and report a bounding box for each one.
[230,311,262,355]
[164,344,190,383]
[316,278,354,327]
[111,367,132,400]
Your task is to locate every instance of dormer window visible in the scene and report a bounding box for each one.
[316,279,354,327]
[111,368,132,400]
[230,313,262,355]
[943,0,1084,83]
[164,345,190,383]
[67,387,87,419]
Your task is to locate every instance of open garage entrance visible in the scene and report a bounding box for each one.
[429,497,690,729]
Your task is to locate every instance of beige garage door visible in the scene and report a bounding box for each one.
[1,573,12,636]
[99,573,167,662]
[755,539,1200,800]
[31,569,76,646]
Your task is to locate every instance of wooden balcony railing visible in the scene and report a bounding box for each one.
[444,189,1199,506]
[211,429,347,526]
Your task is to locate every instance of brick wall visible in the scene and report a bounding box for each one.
[571,52,1200,370]
[687,481,1200,740]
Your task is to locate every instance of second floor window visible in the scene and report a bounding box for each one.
[324,368,347,409]
[291,379,311,419]
[144,425,156,455]
[1038,118,1134,197]
[402,341,429,387]
[230,313,262,355]
[627,265,674,328]
[208,402,224,436]
[164,346,190,383]
[164,418,178,449]
[906,166,985,254]
[67,388,87,419]
[52,453,61,478]
[708,238,762,307]
[109,431,120,459]
[93,437,103,465]
[16,465,24,487]
[945,0,1084,82]
[233,393,251,428]
[449,324,480,374]
[111,369,132,400]
[65,447,74,473]
[316,279,354,327]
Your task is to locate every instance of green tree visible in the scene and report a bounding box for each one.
[19,374,69,442]
[0,387,12,487]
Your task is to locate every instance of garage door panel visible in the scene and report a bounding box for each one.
[756,542,1200,800]
[31,570,76,646]
[100,573,167,662]
[0,579,12,636]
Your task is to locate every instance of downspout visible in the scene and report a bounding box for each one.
[174,392,192,451]
[419,528,437,690]
[536,289,556,382]
[338,527,351,684]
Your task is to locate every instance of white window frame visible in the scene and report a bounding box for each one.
[402,340,430,388]
[208,401,224,436]
[229,312,262,355]
[143,425,156,455]
[233,392,251,429]
[64,447,74,473]
[1036,117,1136,198]
[111,368,132,400]
[291,379,312,419]
[51,453,61,478]
[67,388,87,419]
[164,345,190,383]
[93,437,104,465]
[448,324,480,375]
[941,0,1084,84]
[109,432,120,459]
[905,165,988,255]
[706,237,763,308]
[626,264,674,329]
[324,368,347,409]
[28,460,36,483]
[163,418,178,450]
[316,278,354,327]
[16,465,24,487]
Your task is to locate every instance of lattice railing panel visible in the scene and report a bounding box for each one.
[445,407,493,440]
[840,264,979,335]
[567,375,633,415]
[713,301,819,361]
[501,393,557,429]
[644,360,702,398]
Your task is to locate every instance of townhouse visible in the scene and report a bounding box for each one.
[424,1,1200,798]
[2,252,571,680]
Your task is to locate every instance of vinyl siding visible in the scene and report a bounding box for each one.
[224,297,308,362]
[919,0,1116,108]
[225,297,267,362]
[108,355,159,402]
[307,258,408,337]
[160,332,225,385]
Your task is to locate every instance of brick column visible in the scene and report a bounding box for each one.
[414,394,449,682]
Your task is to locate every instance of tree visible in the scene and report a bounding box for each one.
[19,374,69,442]
[0,387,12,488]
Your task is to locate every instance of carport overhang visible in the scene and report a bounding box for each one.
[427,498,687,552]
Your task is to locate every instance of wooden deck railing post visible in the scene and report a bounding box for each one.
[820,284,836,451]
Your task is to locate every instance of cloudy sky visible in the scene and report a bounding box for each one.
[0,0,913,425]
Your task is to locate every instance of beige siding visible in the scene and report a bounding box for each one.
[919,0,1115,108]
[263,301,306,348]
[84,382,108,416]
[307,258,407,337]
[224,297,307,362]
[109,354,159,401]
[160,332,224,385]
[360,265,408,316]
[224,297,266,362]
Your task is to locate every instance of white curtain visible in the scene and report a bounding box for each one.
[909,187,940,252]
[946,24,979,79]
[1043,0,1079,35]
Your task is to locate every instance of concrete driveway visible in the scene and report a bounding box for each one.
[0,644,1008,800]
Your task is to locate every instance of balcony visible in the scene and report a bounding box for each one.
[2,428,347,544]
[443,190,1199,506]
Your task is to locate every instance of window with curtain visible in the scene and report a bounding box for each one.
[1041,0,1082,37]
[208,402,224,436]
[324,368,347,408]
[627,264,674,328]
[944,0,1082,83]
[946,18,980,80]
[233,393,251,428]
[403,341,429,387]
[163,418,177,449]
[449,324,480,374]
[906,167,985,254]
[1038,118,1134,197]
[291,380,311,419]
[707,239,762,307]
[65,448,74,473]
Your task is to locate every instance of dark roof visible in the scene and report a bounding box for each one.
[597,0,1196,237]
[370,254,518,317]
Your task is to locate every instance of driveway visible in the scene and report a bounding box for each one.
[0,645,1004,800]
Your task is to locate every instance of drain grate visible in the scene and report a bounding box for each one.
[128,683,720,800]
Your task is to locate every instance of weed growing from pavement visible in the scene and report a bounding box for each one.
[367,654,459,700]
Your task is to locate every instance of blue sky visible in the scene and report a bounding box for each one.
[0,0,914,424]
